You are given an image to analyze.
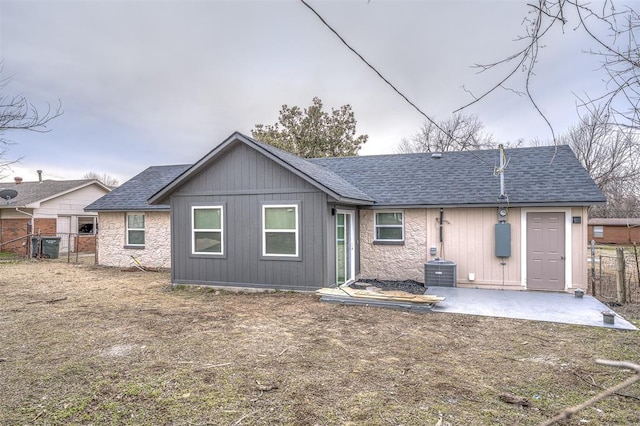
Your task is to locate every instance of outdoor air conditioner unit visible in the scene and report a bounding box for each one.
[424,260,457,287]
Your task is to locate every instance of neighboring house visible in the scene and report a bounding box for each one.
[0,178,111,255]
[147,132,605,292]
[84,165,190,268]
[588,218,640,245]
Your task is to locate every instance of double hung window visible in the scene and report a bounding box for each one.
[126,213,145,246]
[374,211,404,242]
[262,205,299,257]
[192,206,224,254]
[593,225,604,238]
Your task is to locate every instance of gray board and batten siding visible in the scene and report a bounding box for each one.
[166,141,342,291]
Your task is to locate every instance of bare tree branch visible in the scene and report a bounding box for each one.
[0,69,63,177]
[0,76,62,141]
[395,113,496,154]
[83,171,119,187]
[535,104,640,217]
[455,0,566,129]
[460,1,640,134]
[539,359,640,426]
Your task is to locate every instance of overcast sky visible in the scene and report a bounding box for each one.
[0,0,617,184]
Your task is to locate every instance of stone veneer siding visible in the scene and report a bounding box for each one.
[97,211,172,268]
[359,209,427,282]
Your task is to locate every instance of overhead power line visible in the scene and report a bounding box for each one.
[299,0,451,138]
[298,0,495,168]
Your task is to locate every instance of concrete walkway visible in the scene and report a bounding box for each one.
[426,286,637,331]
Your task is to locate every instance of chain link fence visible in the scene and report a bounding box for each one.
[0,232,97,264]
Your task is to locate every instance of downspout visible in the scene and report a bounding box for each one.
[439,208,445,259]
[15,208,35,258]
[499,144,505,198]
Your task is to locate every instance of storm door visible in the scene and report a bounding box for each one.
[336,211,355,285]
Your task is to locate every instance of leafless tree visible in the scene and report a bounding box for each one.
[83,171,119,187]
[395,113,496,153]
[0,70,62,176]
[568,107,639,188]
[534,106,640,217]
[593,178,640,217]
[458,1,640,137]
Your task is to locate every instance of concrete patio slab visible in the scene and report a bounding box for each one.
[426,286,637,330]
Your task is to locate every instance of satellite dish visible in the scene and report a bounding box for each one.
[0,188,18,204]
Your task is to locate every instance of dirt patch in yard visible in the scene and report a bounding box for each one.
[1,261,639,425]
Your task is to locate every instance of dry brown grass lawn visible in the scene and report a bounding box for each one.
[0,261,639,425]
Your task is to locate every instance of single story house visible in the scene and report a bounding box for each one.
[142,131,605,292]
[84,164,190,268]
[0,177,111,255]
[588,218,640,245]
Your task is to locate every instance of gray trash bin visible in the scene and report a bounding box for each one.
[32,236,61,259]
[40,237,61,259]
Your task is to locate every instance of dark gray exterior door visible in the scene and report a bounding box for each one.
[527,212,565,291]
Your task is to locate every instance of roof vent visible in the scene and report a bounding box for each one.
[431,153,442,159]
[14,177,23,184]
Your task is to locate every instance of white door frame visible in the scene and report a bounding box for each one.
[521,207,572,290]
[56,216,73,253]
[336,210,356,285]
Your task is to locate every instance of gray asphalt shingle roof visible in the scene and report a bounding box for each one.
[0,179,104,208]
[310,145,606,206]
[100,135,605,211]
[85,165,190,211]
[246,135,374,203]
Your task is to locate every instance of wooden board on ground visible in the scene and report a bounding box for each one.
[319,295,435,313]
[316,286,445,304]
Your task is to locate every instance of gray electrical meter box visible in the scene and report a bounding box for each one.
[495,223,511,257]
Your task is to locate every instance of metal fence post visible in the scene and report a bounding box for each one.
[634,243,640,293]
[599,255,602,296]
[616,247,626,304]
[590,240,596,296]
[94,231,99,265]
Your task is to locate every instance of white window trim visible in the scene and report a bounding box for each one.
[126,212,145,246]
[262,204,299,257]
[374,210,405,242]
[336,209,356,284]
[520,207,572,290]
[77,216,97,234]
[191,205,224,255]
[593,225,604,238]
